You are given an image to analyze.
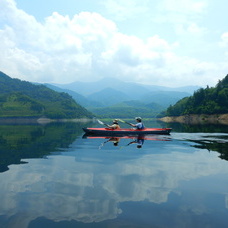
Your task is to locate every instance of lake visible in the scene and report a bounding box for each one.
[0,119,228,228]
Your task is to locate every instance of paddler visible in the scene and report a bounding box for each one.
[107,119,121,129]
[130,117,145,129]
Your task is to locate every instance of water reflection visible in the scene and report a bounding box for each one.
[0,122,89,172]
[184,134,228,160]
[0,122,228,228]
[127,136,145,148]
[163,121,228,133]
[83,134,171,149]
[1,140,228,227]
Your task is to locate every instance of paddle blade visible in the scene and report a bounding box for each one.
[97,119,104,125]
[96,119,109,127]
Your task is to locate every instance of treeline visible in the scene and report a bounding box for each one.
[90,106,159,118]
[0,71,93,119]
[90,101,164,118]
[160,74,228,117]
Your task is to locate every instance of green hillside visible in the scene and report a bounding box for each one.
[160,74,228,117]
[0,71,93,119]
[89,100,164,118]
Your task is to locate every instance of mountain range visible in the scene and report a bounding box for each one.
[46,77,200,118]
[0,70,201,119]
[52,77,199,97]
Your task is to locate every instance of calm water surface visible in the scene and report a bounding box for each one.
[0,120,228,228]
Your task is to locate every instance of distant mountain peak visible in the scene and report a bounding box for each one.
[97,77,123,83]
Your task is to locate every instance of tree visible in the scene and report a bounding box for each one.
[160,74,228,116]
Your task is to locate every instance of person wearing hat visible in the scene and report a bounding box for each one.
[107,119,121,129]
[130,117,145,130]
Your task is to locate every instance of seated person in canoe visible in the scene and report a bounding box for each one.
[107,119,121,129]
[130,117,145,130]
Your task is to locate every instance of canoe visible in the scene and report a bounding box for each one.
[82,127,172,135]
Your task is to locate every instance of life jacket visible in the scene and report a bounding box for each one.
[136,122,145,129]
[112,124,120,129]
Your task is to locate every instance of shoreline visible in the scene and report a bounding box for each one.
[0,117,92,125]
[1,115,228,125]
[159,114,228,125]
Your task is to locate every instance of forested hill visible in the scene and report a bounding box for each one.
[162,74,228,117]
[0,71,93,119]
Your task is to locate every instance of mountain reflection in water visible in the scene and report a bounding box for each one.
[0,122,228,228]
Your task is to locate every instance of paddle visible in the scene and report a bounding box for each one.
[96,118,110,127]
[117,119,132,126]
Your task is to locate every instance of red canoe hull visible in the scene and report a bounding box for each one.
[83,127,172,135]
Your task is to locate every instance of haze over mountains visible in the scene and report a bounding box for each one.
[0,70,201,119]
[52,77,198,96]
[47,77,200,118]
[49,77,199,106]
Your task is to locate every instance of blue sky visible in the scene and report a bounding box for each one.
[1,0,228,87]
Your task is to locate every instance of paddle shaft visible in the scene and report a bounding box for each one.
[117,119,132,126]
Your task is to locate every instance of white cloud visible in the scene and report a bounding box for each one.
[0,3,118,82]
[0,0,227,87]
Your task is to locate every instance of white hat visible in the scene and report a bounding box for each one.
[135,117,142,121]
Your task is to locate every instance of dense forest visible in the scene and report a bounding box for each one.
[89,101,164,118]
[0,71,93,119]
[160,74,228,117]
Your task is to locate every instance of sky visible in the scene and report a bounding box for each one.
[0,0,228,88]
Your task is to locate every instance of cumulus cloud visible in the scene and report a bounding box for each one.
[0,0,227,87]
[0,1,118,82]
